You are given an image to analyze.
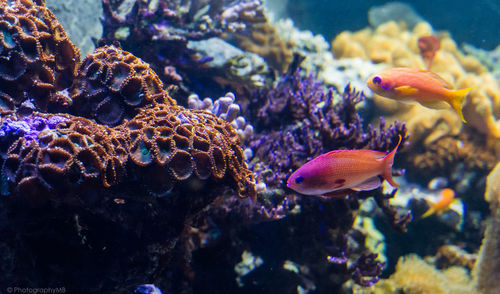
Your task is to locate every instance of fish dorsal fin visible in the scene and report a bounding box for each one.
[419,99,450,109]
[394,85,418,95]
[422,71,454,89]
[351,176,381,191]
[319,149,351,159]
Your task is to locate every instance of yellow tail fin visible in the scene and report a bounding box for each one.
[421,207,436,218]
[449,87,475,123]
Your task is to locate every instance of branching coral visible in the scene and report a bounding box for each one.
[0,0,80,113]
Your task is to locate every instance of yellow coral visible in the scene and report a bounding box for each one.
[391,255,448,294]
[357,254,476,294]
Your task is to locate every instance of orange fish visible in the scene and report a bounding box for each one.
[421,188,456,218]
[418,35,441,71]
[287,135,402,197]
[367,67,475,123]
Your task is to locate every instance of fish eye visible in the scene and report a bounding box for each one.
[372,76,382,85]
[295,176,304,184]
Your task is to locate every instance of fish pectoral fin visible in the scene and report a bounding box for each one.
[351,176,382,191]
[322,190,351,198]
[394,85,419,95]
[418,99,450,109]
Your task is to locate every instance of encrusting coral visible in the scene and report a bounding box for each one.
[2,88,255,202]
[0,0,80,113]
[69,45,176,126]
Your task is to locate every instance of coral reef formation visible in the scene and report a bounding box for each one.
[232,22,294,73]
[100,0,267,92]
[366,254,475,294]
[0,0,80,113]
[0,1,257,292]
[187,92,254,145]
[69,45,175,125]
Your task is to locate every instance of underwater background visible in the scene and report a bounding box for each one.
[0,0,499,293]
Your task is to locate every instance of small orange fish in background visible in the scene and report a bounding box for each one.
[367,67,475,123]
[287,135,402,197]
[421,188,456,218]
[418,35,441,71]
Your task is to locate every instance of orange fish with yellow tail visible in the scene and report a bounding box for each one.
[287,135,402,197]
[421,188,457,218]
[367,67,475,123]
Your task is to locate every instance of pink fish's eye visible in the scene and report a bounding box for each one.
[295,176,304,184]
[372,76,382,85]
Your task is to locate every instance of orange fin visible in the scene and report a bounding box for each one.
[394,85,419,95]
[382,135,402,187]
[351,176,381,191]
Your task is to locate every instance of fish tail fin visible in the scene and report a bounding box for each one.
[421,207,436,218]
[449,87,475,123]
[382,134,402,187]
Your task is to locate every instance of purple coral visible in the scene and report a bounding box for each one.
[247,69,407,188]
[0,115,68,145]
[100,0,266,87]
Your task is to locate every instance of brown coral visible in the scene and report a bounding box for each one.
[0,0,80,113]
[2,114,128,202]
[233,22,294,73]
[124,104,256,199]
[69,45,176,126]
[2,102,256,201]
[409,131,497,179]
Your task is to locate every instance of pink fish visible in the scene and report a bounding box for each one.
[287,135,402,197]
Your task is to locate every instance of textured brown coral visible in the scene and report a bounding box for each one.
[69,45,176,126]
[2,102,256,201]
[1,114,128,202]
[409,131,497,176]
[233,22,294,73]
[0,0,80,113]
[124,104,256,199]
